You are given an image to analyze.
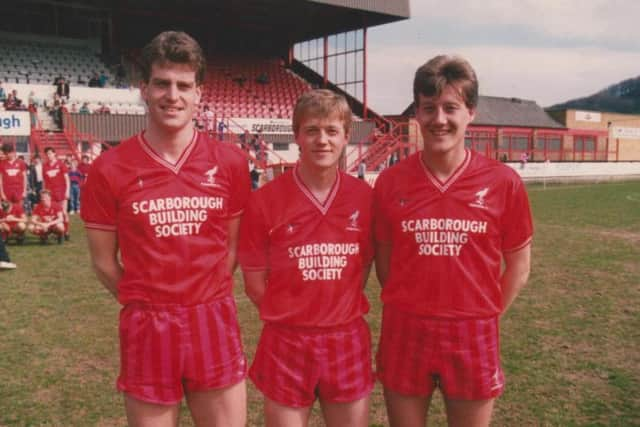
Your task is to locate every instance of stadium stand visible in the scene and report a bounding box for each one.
[200,56,312,119]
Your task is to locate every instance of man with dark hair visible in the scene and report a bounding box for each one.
[0,143,27,209]
[55,77,70,100]
[82,31,249,426]
[374,55,533,426]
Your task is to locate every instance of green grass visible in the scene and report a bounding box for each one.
[1,180,639,426]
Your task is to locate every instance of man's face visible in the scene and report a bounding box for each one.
[415,85,475,156]
[41,194,51,207]
[5,150,15,161]
[46,150,56,162]
[140,62,201,135]
[296,115,349,171]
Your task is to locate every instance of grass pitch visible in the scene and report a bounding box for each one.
[0,180,638,426]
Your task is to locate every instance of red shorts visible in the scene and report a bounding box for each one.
[49,188,67,204]
[250,317,374,407]
[3,189,23,204]
[376,305,504,400]
[117,296,247,405]
[33,225,63,236]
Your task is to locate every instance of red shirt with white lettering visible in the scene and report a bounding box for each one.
[0,201,25,226]
[374,150,533,319]
[238,166,372,327]
[32,201,63,223]
[0,158,27,198]
[81,131,251,305]
[42,159,68,194]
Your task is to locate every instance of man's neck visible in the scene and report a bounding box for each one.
[144,124,195,164]
[297,163,338,203]
[421,146,467,182]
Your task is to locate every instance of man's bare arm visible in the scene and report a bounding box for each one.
[86,228,122,300]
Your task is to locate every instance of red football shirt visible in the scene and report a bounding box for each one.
[0,159,26,195]
[81,131,251,305]
[239,166,373,327]
[0,201,25,225]
[43,159,68,193]
[374,150,533,319]
[32,202,63,223]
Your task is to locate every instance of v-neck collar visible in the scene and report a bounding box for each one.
[138,130,198,175]
[293,164,340,215]
[420,149,471,193]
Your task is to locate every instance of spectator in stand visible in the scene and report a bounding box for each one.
[55,77,70,101]
[99,71,108,88]
[79,102,91,114]
[239,129,250,148]
[0,235,16,269]
[249,165,260,190]
[0,143,28,209]
[0,199,27,244]
[357,161,366,180]
[88,72,101,88]
[0,82,6,102]
[29,189,65,244]
[96,103,111,114]
[28,91,40,108]
[27,155,43,210]
[202,105,214,135]
[50,99,64,129]
[68,158,82,215]
[217,119,226,140]
[4,93,17,111]
[42,147,70,240]
[115,63,126,87]
[70,103,78,113]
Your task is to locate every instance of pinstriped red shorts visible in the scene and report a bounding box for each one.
[376,305,504,400]
[249,317,375,407]
[117,296,247,405]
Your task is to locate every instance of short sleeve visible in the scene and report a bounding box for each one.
[237,192,268,271]
[228,153,251,218]
[501,177,533,252]
[80,161,117,231]
[373,176,392,244]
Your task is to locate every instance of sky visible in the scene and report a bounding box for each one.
[366,0,640,114]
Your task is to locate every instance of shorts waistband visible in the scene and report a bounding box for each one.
[123,295,235,312]
[264,317,365,334]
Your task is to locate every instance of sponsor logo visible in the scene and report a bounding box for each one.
[469,187,489,209]
[286,223,295,234]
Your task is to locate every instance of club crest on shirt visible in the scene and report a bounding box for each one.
[201,165,221,188]
[346,210,361,231]
[469,187,489,209]
[399,197,408,207]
